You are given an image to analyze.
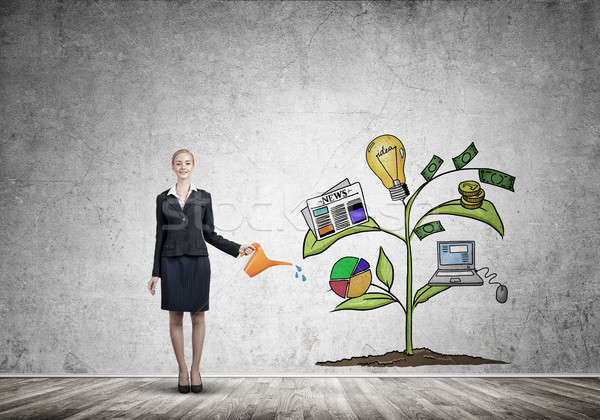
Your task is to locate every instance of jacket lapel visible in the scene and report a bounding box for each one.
[166,189,200,213]
[182,189,200,212]
[166,194,181,213]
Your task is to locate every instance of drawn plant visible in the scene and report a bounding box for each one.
[302,141,516,355]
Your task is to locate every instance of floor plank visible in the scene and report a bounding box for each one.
[0,377,598,419]
[499,378,599,419]
[445,378,537,419]
[177,377,245,419]
[338,377,387,419]
[308,377,355,420]
[551,377,600,392]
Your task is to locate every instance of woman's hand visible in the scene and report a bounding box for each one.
[239,244,256,256]
[148,276,160,295]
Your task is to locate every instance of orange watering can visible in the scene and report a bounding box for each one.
[239,242,292,277]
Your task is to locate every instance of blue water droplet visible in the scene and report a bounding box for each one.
[295,272,299,278]
[295,265,302,271]
[302,275,307,282]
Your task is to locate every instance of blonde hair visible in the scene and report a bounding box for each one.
[171,149,195,166]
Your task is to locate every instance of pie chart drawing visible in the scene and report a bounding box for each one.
[329,257,372,298]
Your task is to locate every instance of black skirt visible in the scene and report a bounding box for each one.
[160,255,211,312]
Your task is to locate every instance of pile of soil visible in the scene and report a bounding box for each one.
[316,347,508,367]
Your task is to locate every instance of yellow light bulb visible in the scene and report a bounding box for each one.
[366,134,410,201]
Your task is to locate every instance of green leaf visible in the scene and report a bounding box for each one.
[303,217,381,258]
[413,285,450,309]
[376,246,394,289]
[332,293,395,312]
[419,199,504,238]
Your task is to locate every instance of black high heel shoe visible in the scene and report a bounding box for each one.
[178,371,190,394]
[190,370,203,393]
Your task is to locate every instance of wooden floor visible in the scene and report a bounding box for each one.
[0,377,599,419]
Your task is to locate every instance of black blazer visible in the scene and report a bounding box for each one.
[152,188,241,277]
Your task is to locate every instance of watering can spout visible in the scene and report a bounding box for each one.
[241,242,292,277]
[268,260,292,267]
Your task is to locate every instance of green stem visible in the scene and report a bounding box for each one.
[404,200,414,356]
[370,284,406,313]
[401,166,484,355]
[380,227,406,243]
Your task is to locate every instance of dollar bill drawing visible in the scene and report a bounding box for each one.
[479,168,516,192]
[420,155,444,181]
[414,221,445,240]
[452,142,478,169]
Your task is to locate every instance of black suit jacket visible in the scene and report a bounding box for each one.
[152,188,241,277]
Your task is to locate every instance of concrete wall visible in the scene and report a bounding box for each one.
[1,0,598,375]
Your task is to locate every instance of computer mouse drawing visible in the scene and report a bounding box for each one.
[496,284,508,303]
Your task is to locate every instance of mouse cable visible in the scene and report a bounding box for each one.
[476,267,500,285]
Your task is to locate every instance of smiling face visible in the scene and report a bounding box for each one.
[172,152,195,181]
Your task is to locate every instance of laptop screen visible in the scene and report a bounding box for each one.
[439,242,473,266]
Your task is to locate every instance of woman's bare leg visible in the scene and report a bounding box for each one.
[169,311,188,384]
[190,311,205,385]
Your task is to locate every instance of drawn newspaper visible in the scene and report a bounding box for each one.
[302,178,369,240]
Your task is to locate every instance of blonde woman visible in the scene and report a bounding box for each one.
[148,149,255,393]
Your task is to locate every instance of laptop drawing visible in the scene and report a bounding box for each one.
[428,241,483,286]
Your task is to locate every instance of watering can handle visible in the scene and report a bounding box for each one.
[239,242,261,256]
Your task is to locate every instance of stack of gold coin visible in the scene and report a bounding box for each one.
[459,180,485,209]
